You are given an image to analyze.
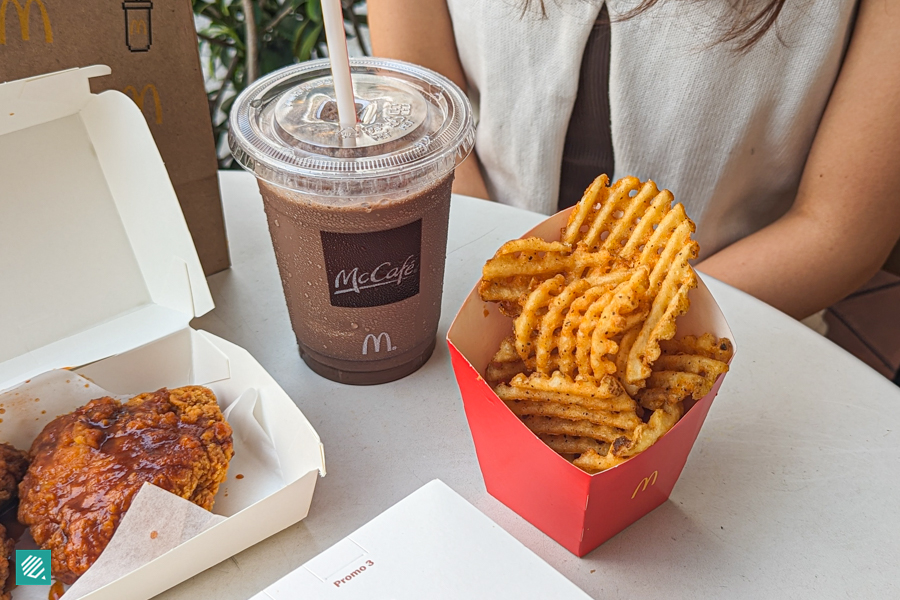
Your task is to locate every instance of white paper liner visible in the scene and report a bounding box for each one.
[0,370,283,599]
[61,484,225,600]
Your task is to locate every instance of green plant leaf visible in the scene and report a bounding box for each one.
[306,0,322,24]
[204,22,243,44]
[220,93,238,115]
[298,21,323,60]
[291,18,311,56]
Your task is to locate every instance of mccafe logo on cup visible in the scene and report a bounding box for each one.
[321,220,422,308]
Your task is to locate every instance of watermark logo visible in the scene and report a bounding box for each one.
[16,550,51,585]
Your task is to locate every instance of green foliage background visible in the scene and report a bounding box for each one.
[192,0,368,166]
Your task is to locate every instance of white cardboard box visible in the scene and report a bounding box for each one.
[251,480,591,600]
[0,66,325,600]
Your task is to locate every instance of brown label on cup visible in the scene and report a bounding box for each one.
[321,220,421,308]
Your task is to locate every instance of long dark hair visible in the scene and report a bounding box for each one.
[523,0,787,51]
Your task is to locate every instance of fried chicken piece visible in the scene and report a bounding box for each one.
[18,386,234,584]
[0,523,13,600]
[0,443,29,510]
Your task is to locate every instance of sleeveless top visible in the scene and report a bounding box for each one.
[446,0,858,258]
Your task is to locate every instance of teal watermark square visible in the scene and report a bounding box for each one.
[16,549,51,585]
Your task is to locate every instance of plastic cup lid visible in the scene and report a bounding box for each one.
[229,57,475,197]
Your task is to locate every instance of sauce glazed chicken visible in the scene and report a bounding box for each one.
[17,386,233,584]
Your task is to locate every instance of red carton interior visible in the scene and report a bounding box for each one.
[446,209,734,556]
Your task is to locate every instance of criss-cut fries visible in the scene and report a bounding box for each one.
[505,400,642,431]
[538,434,609,457]
[573,402,686,474]
[479,174,732,473]
[485,336,528,387]
[521,416,629,446]
[611,402,684,458]
[635,335,733,410]
[496,372,640,413]
[624,241,698,385]
[659,334,734,363]
[582,268,649,380]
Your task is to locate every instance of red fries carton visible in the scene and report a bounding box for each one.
[446,208,734,557]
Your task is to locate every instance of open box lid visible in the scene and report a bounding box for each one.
[0,66,215,391]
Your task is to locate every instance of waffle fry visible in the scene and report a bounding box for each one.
[659,334,734,363]
[515,275,566,363]
[505,400,642,431]
[538,434,610,456]
[572,447,624,473]
[638,372,712,408]
[480,239,572,317]
[653,354,729,384]
[615,327,642,398]
[480,246,619,317]
[635,344,730,410]
[563,176,648,248]
[497,372,639,413]
[558,285,607,378]
[565,176,641,249]
[562,174,613,245]
[582,268,649,379]
[479,276,535,316]
[482,239,569,275]
[479,174,730,474]
[521,416,629,445]
[534,278,593,373]
[618,185,677,262]
[624,241,698,385]
[485,337,528,387]
[611,402,684,458]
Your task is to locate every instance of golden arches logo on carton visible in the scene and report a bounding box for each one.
[0,0,53,45]
[124,84,163,125]
[631,470,658,499]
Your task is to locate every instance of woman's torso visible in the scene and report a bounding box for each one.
[447,0,858,258]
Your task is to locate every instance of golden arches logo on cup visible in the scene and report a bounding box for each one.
[129,18,146,36]
[0,0,53,45]
[124,83,162,125]
[631,470,658,499]
[362,332,397,356]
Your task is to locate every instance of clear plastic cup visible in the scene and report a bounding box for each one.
[229,58,475,385]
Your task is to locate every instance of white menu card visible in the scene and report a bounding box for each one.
[251,480,590,600]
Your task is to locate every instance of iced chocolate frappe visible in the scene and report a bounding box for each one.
[258,174,452,383]
[230,59,474,384]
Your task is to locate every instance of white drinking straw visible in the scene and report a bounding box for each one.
[321,0,357,134]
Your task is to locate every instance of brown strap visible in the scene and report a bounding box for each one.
[558,4,614,211]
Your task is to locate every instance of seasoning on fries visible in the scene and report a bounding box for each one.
[479,175,734,473]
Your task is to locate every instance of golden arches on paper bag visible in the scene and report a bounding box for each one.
[124,84,163,125]
[0,0,53,45]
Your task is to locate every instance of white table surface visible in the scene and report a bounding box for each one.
[159,170,900,599]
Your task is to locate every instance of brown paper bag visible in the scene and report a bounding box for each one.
[0,0,230,275]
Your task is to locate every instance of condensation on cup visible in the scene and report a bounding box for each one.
[229,58,475,385]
